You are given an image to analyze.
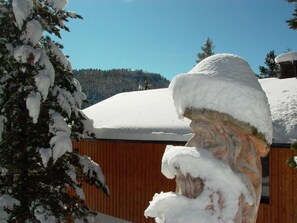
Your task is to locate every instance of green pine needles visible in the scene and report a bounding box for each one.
[287,142,297,168]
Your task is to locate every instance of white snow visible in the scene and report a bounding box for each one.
[0,194,20,222]
[53,86,75,118]
[145,145,253,223]
[83,58,296,144]
[79,155,108,193]
[35,72,51,101]
[39,148,52,167]
[49,42,71,70]
[49,111,71,136]
[26,92,41,124]
[38,51,55,87]
[13,45,41,65]
[275,51,297,63]
[33,50,55,101]
[12,0,33,29]
[47,0,68,11]
[32,204,56,223]
[259,77,297,143]
[50,131,72,163]
[20,19,43,46]
[66,164,86,200]
[83,89,192,141]
[72,78,86,108]
[48,111,72,163]
[169,54,272,143]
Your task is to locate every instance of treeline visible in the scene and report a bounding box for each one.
[73,68,170,108]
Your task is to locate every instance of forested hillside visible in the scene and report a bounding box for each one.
[73,69,170,108]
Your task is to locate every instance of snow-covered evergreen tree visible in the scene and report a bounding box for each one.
[0,0,109,222]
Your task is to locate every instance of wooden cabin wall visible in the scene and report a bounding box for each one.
[74,141,297,223]
[73,140,177,223]
[256,147,297,223]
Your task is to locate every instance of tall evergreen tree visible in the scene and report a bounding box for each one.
[258,50,280,78]
[0,0,108,222]
[196,37,215,63]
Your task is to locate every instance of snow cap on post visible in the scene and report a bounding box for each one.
[169,53,273,143]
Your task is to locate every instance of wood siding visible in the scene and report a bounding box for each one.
[258,147,297,223]
[74,140,176,223]
[74,141,297,223]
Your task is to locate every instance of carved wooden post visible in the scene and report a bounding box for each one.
[145,54,272,223]
[174,108,269,223]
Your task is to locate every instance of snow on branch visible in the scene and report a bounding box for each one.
[47,0,68,11]
[66,164,85,200]
[48,111,72,164]
[0,194,20,222]
[49,41,71,70]
[12,0,33,29]
[20,19,43,46]
[79,155,109,195]
[13,45,41,65]
[26,92,41,124]
[53,86,76,118]
[29,201,56,223]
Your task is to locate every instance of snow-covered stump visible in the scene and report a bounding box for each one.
[145,54,272,223]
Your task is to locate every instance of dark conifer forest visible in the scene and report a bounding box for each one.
[73,69,170,108]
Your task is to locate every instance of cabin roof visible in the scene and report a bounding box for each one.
[275,52,297,63]
[83,78,297,144]
[83,88,192,142]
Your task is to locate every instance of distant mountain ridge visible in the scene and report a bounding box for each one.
[73,68,170,108]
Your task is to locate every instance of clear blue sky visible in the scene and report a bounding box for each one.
[60,0,297,80]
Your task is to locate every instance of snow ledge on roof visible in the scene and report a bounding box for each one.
[275,51,297,63]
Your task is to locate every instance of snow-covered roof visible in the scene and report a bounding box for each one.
[83,78,297,144]
[275,51,297,63]
[260,77,297,144]
[83,89,192,142]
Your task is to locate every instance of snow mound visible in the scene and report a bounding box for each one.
[145,145,253,223]
[169,53,272,143]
